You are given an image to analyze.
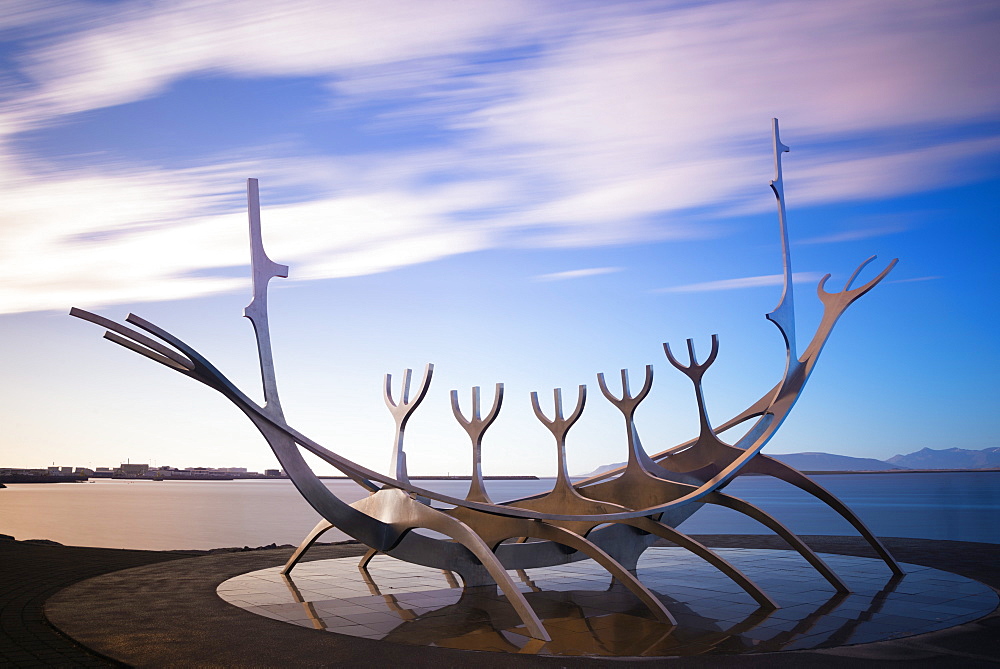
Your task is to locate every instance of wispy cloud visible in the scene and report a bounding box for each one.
[0,155,506,313]
[888,275,942,284]
[534,267,622,282]
[800,227,904,245]
[7,0,537,126]
[799,216,912,245]
[657,272,825,294]
[0,0,996,313]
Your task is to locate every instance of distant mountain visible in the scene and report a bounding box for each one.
[577,453,901,476]
[886,447,1000,470]
[768,452,906,472]
[577,462,626,477]
[577,446,1000,476]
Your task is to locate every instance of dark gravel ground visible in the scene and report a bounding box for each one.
[2,535,997,667]
[0,538,194,667]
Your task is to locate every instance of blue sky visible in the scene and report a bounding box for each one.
[0,0,996,476]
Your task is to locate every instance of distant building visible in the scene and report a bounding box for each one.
[1,467,88,482]
[114,463,149,478]
[181,467,232,479]
[2,463,272,481]
[1,468,47,476]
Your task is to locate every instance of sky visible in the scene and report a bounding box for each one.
[0,0,997,477]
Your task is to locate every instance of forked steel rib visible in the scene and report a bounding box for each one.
[384,364,434,485]
[530,386,586,494]
[451,383,503,504]
[597,365,664,476]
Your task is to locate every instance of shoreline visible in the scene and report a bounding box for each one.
[0,474,543,484]
[4,470,998,484]
[799,468,1000,475]
[580,467,1000,477]
[0,533,360,555]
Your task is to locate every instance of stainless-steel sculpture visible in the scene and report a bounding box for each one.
[72,120,902,642]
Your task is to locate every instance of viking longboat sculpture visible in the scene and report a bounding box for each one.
[71,120,902,642]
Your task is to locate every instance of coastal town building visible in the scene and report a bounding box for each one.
[2,464,287,482]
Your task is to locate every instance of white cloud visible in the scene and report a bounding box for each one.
[0,0,996,314]
[534,267,622,282]
[9,0,539,124]
[0,153,508,313]
[789,136,1000,205]
[657,272,825,293]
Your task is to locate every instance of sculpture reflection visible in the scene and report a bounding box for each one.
[222,548,986,658]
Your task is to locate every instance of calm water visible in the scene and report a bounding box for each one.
[1,472,997,550]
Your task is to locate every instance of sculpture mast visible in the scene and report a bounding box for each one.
[243,178,290,418]
[766,118,799,372]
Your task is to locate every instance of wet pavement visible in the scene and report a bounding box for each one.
[217,548,996,657]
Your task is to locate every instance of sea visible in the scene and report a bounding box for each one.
[1,472,997,551]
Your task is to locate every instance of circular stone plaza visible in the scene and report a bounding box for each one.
[4,534,997,667]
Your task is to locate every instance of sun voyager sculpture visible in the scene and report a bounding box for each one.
[73,120,902,641]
